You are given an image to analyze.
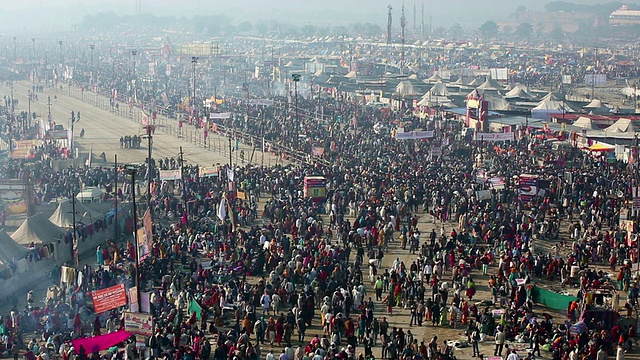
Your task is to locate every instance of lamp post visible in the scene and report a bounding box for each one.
[69,176,79,265]
[142,125,153,215]
[191,56,198,115]
[58,40,63,67]
[125,165,142,309]
[292,73,301,149]
[131,50,137,99]
[89,44,95,86]
[27,90,31,130]
[70,111,80,158]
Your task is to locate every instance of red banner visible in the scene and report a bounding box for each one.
[92,284,127,313]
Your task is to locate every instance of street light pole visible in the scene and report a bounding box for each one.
[58,40,63,67]
[125,165,142,309]
[191,57,198,118]
[292,74,301,149]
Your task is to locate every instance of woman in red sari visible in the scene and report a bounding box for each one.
[275,316,284,345]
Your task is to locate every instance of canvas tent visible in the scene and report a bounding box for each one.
[572,117,596,130]
[423,73,442,83]
[505,84,535,100]
[531,94,577,119]
[605,118,636,133]
[0,231,28,266]
[49,199,103,228]
[476,78,502,91]
[583,99,609,114]
[395,80,417,96]
[11,213,65,245]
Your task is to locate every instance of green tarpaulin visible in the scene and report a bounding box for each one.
[189,299,202,320]
[532,286,578,311]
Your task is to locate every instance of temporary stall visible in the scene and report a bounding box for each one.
[11,213,65,245]
[76,187,103,203]
[48,199,103,228]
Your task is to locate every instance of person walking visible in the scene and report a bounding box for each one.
[494,326,506,356]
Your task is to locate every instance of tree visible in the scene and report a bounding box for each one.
[238,21,253,33]
[449,23,464,39]
[479,20,499,38]
[550,25,564,41]
[514,23,534,39]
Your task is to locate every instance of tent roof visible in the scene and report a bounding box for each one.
[476,77,502,91]
[49,199,103,228]
[0,231,28,266]
[533,96,576,112]
[423,73,442,83]
[588,143,615,152]
[505,85,534,99]
[426,82,450,97]
[605,118,636,133]
[395,80,417,96]
[467,78,483,86]
[11,213,65,245]
[572,117,596,130]
[584,99,607,109]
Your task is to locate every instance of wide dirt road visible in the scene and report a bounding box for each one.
[0,81,282,167]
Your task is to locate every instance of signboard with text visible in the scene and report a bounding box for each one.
[91,284,127,313]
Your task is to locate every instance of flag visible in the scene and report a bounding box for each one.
[227,168,234,182]
[217,197,227,221]
[189,299,202,320]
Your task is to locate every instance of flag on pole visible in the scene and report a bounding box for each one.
[217,197,227,221]
[188,299,202,320]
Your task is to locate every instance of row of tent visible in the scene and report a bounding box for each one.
[0,199,106,268]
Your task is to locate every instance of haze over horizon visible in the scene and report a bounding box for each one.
[1,0,640,34]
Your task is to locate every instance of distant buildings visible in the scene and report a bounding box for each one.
[609,5,640,26]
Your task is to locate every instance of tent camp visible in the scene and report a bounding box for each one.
[605,118,636,133]
[49,199,103,228]
[423,73,443,83]
[0,231,28,266]
[11,213,66,245]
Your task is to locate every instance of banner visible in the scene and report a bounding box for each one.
[91,284,127,313]
[209,112,231,119]
[198,166,219,178]
[217,197,227,221]
[72,330,132,354]
[123,312,154,337]
[159,169,181,181]
[475,132,514,142]
[189,299,203,320]
[136,209,152,262]
[531,286,578,310]
[518,174,538,202]
[250,99,274,106]
[475,190,492,201]
[11,139,42,159]
[311,147,325,156]
[488,177,506,190]
[395,130,434,140]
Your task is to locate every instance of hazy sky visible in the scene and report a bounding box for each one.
[2,0,640,34]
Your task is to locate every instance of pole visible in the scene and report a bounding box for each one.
[179,147,188,226]
[128,167,141,308]
[71,184,77,265]
[114,155,118,241]
[147,128,153,215]
[229,137,232,168]
[28,90,31,130]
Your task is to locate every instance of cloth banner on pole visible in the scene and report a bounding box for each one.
[72,330,131,354]
[189,299,203,320]
[531,286,578,310]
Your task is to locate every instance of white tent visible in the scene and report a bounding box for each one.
[583,99,609,114]
[531,94,576,119]
[427,82,450,97]
[49,199,103,228]
[423,73,442,83]
[395,80,417,96]
[505,84,534,99]
[476,78,502,91]
[0,231,28,266]
[11,213,65,245]
[605,118,636,133]
[572,117,596,130]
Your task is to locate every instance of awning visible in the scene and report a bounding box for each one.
[588,143,614,152]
